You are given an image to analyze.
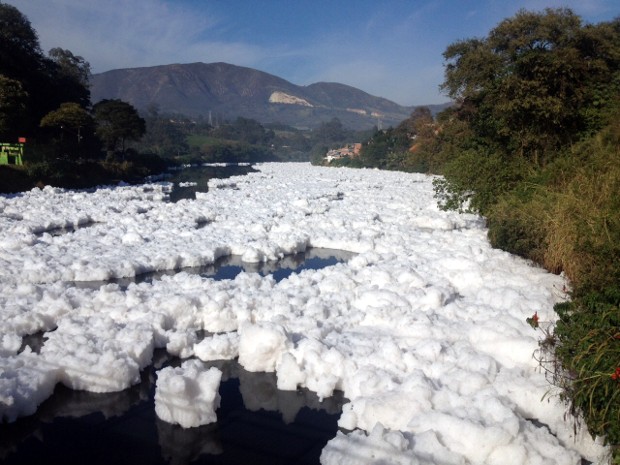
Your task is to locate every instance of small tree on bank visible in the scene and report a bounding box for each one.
[93,99,145,156]
[40,102,93,158]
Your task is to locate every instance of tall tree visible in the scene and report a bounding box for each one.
[0,3,44,81]
[0,4,92,139]
[48,48,91,88]
[0,75,28,140]
[47,48,91,107]
[441,8,620,165]
[93,99,146,154]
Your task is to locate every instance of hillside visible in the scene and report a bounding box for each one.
[91,62,447,129]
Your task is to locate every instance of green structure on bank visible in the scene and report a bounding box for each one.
[0,141,25,165]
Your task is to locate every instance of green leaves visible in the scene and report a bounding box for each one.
[0,75,28,139]
[440,8,620,166]
[0,4,92,143]
[93,99,146,153]
[554,291,620,450]
[40,102,92,130]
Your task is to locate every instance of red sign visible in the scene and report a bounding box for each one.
[18,137,26,143]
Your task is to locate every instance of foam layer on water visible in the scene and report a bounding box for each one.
[0,163,609,464]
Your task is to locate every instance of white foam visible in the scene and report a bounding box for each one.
[0,350,59,422]
[194,332,240,361]
[154,360,222,428]
[238,322,290,372]
[0,163,608,463]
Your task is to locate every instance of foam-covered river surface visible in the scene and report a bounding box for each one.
[0,163,610,464]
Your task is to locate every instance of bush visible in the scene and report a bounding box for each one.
[485,132,620,295]
[553,289,620,460]
[433,148,530,214]
[487,187,550,266]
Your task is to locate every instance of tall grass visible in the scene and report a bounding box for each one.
[488,130,620,294]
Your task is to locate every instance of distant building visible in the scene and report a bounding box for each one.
[324,143,362,163]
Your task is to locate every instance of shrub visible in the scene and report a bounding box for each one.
[545,137,620,294]
[487,187,550,266]
[433,148,530,214]
[553,289,620,461]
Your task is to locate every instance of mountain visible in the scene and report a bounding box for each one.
[90,62,446,130]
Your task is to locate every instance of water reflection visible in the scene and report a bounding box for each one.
[166,164,256,203]
[73,247,356,290]
[205,248,356,284]
[0,355,347,465]
[157,420,223,465]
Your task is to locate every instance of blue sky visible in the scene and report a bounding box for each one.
[9,0,619,106]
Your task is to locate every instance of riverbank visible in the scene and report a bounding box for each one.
[0,155,171,194]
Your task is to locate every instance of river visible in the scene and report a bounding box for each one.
[0,163,607,464]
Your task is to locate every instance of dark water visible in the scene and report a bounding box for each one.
[164,164,256,203]
[140,247,354,286]
[73,247,356,291]
[4,248,353,465]
[0,356,347,465]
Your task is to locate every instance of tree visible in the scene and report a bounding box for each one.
[41,102,92,142]
[0,3,43,80]
[139,113,189,157]
[48,48,91,88]
[0,4,46,136]
[47,48,91,107]
[41,102,92,129]
[311,118,351,146]
[395,107,433,140]
[359,129,392,168]
[0,4,92,139]
[0,75,28,139]
[93,99,146,154]
[441,8,620,165]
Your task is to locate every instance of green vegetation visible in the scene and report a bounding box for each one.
[0,3,167,191]
[93,99,146,156]
[0,4,372,191]
[313,107,437,171]
[164,115,369,165]
[333,8,620,459]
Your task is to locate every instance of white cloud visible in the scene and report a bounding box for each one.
[9,0,271,73]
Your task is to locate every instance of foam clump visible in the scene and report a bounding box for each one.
[320,423,415,465]
[238,322,289,372]
[39,314,154,393]
[0,350,59,422]
[154,360,222,428]
[194,332,239,361]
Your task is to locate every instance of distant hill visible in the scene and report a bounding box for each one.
[90,62,449,130]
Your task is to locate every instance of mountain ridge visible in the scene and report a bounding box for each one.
[90,62,448,129]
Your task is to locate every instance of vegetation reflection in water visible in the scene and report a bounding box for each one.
[4,248,354,465]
